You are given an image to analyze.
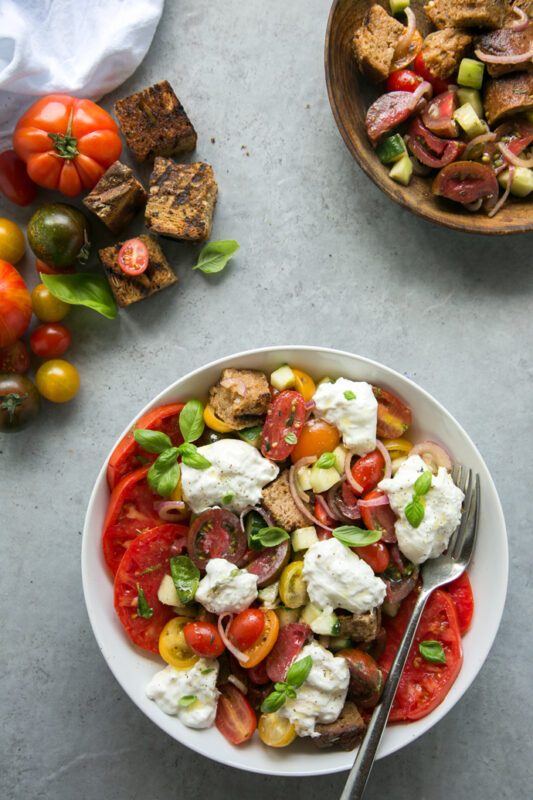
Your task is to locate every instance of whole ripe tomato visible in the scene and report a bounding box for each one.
[13,94,122,198]
[30,323,71,358]
[31,283,70,323]
[35,259,75,276]
[0,150,37,206]
[28,204,91,268]
[0,373,40,432]
[0,260,32,348]
[0,219,25,264]
[35,359,80,402]
[0,340,30,373]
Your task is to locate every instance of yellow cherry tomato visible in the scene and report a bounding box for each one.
[292,368,316,402]
[279,561,308,609]
[35,359,80,402]
[159,616,199,670]
[170,479,183,502]
[381,437,413,459]
[31,283,70,322]
[258,712,297,747]
[203,403,235,433]
[0,218,25,264]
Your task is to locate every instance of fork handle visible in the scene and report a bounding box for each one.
[340,588,431,800]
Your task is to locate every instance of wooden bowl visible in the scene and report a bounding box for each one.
[325,0,533,234]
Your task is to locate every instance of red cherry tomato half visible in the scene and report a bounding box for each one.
[386,69,423,93]
[359,490,397,542]
[247,659,270,685]
[0,339,30,373]
[444,571,474,635]
[353,542,390,574]
[35,258,75,276]
[228,608,265,652]
[215,682,257,744]
[351,449,385,496]
[0,150,37,206]
[118,238,149,276]
[183,621,225,658]
[261,390,306,460]
[30,323,71,359]
[187,508,248,570]
[413,52,449,94]
[246,538,290,587]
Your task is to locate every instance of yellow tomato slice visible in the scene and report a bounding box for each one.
[292,368,316,402]
[169,479,183,502]
[381,437,413,459]
[279,561,308,609]
[258,712,297,747]
[240,609,279,668]
[203,404,235,433]
[159,616,199,669]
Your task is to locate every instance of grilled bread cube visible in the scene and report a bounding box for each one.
[352,5,405,83]
[114,81,197,162]
[82,161,147,234]
[336,608,381,643]
[424,0,507,30]
[208,368,271,429]
[422,29,472,80]
[145,157,218,242]
[484,72,533,125]
[98,233,177,307]
[262,471,309,532]
[313,702,367,751]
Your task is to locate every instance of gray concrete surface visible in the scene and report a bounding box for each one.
[1,1,531,798]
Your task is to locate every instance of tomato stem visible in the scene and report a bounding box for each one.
[0,392,27,423]
[47,109,79,159]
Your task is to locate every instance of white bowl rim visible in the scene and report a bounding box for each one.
[82,345,508,777]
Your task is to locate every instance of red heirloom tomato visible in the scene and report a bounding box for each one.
[265,622,311,682]
[445,571,474,635]
[30,323,71,359]
[0,340,30,373]
[184,621,225,658]
[0,150,37,205]
[187,508,248,570]
[13,94,122,198]
[0,260,32,348]
[215,682,257,744]
[261,390,306,460]
[433,161,499,206]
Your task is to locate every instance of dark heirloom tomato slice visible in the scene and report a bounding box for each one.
[421,91,458,138]
[261,390,306,460]
[379,589,463,721]
[106,403,185,490]
[444,571,474,635]
[265,622,311,682]
[102,465,167,575]
[113,523,187,654]
[359,490,397,542]
[433,161,499,206]
[372,386,411,439]
[406,118,465,169]
[215,682,257,744]
[187,508,247,570]
[337,649,383,709]
[351,449,386,496]
[246,538,290,586]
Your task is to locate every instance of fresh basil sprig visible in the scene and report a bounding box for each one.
[252,527,290,547]
[244,510,267,551]
[419,640,446,664]
[170,556,200,604]
[404,469,433,528]
[136,585,154,619]
[192,240,239,274]
[41,272,118,319]
[179,399,205,442]
[148,446,181,496]
[316,452,336,469]
[134,427,211,496]
[178,442,211,469]
[134,429,173,453]
[333,526,382,547]
[260,656,313,714]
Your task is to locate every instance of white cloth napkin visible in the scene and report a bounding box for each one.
[0,0,165,150]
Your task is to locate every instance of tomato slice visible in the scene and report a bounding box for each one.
[239,609,280,669]
[373,386,411,439]
[187,508,247,570]
[433,161,499,206]
[113,523,187,653]
[421,91,458,138]
[351,449,385,496]
[228,608,265,651]
[386,69,423,94]
[265,622,311,682]
[261,390,306,460]
[444,571,474,635]
[118,238,149,276]
[406,117,465,169]
[378,589,463,721]
[215,682,257,744]
[359,490,397,542]
[102,465,169,574]
[106,403,185,490]
[246,538,290,587]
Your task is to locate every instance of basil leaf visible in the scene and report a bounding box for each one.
[170,555,200,604]
[178,695,197,707]
[244,510,266,551]
[139,563,162,575]
[316,452,336,469]
[136,585,153,619]
[179,399,205,443]
[285,686,297,699]
[284,432,297,445]
[41,272,118,319]
[134,428,172,454]
[419,640,447,664]
[238,425,263,445]
[201,668,215,675]
[332,526,382,547]
[274,682,288,692]
[260,689,287,714]
[405,498,425,528]
[343,390,356,400]
[286,655,312,688]
[180,449,211,470]
[147,447,180,496]
[414,470,432,497]
[192,239,239,274]
[222,492,234,505]
[253,526,290,547]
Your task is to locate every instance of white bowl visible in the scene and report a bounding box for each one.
[82,346,508,776]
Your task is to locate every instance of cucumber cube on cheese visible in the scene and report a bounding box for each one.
[457,58,485,90]
[453,103,486,138]
[292,526,319,551]
[389,154,413,186]
[270,364,296,391]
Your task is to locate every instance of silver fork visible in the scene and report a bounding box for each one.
[340,466,480,800]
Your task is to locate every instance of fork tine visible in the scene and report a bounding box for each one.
[451,470,478,562]
[454,473,480,566]
[452,463,468,493]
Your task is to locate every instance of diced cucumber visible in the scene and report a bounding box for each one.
[376,133,406,164]
[276,606,302,626]
[327,636,354,653]
[297,465,313,492]
[310,463,341,493]
[270,364,296,391]
[258,581,279,608]
[498,166,533,197]
[333,444,348,474]
[457,58,485,90]
[389,154,413,186]
[453,103,486,139]
[237,425,262,448]
[310,610,341,636]
[292,525,319,552]
[390,0,410,13]
[456,87,484,119]
[300,602,322,626]
[382,600,401,617]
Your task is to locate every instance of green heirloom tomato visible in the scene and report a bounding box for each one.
[0,374,40,432]
[27,203,91,268]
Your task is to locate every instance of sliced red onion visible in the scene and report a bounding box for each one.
[465,198,484,212]
[394,6,416,61]
[291,456,317,503]
[344,451,364,494]
[220,377,247,396]
[411,80,433,108]
[304,400,316,411]
[389,543,405,573]
[315,493,340,522]
[288,464,334,531]
[357,493,390,509]
[218,612,249,663]
[488,165,515,218]
[475,43,533,63]
[498,141,533,168]
[154,500,187,521]
[409,441,452,473]
[375,440,392,480]
[408,151,433,176]
[507,6,529,31]
[462,131,497,161]
[228,674,248,694]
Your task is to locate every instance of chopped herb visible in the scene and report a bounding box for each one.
[222,492,235,505]
[316,452,336,469]
[136,585,154,619]
[419,640,446,664]
[178,695,198,707]
[284,432,297,445]
[343,390,356,401]
[201,668,215,675]
[139,563,163,575]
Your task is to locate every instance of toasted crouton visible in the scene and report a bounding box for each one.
[82,161,147,234]
[98,234,177,307]
[114,80,197,162]
[145,157,218,242]
[313,702,367,751]
[262,471,309,532]
[424,0,507,30]
[422,29,472,79]
[208,369,270,430]
[352,5,405,83]
[483,72,533,125]
[336,608,381,643]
